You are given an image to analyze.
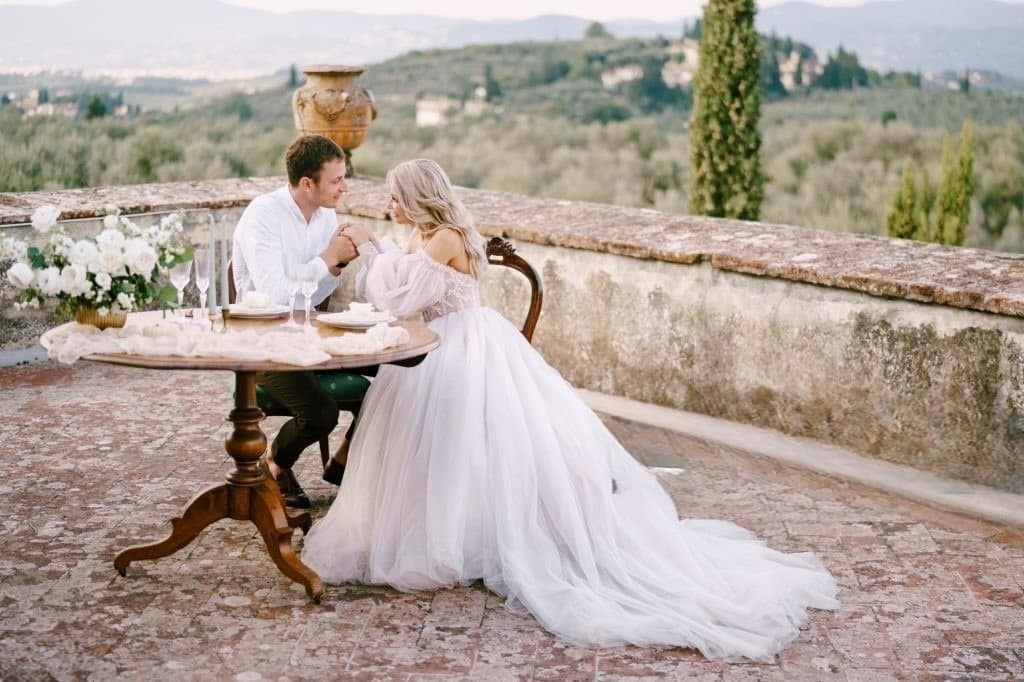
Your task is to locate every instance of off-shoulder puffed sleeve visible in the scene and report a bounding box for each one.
[355,239,447,319]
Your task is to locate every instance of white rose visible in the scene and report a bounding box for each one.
[31,205,60,233]
[103,214,120,230]
[68,239,100,270]
[159,213,183,231]
[0,236,27,261]
[50,233,75,259]
[5,262,34,289]
[97,248,126,276]
[116,292,133,311]
[94,271,112,291]
[59,264,91,297]
[151,224,176,247]
[96,228,126,251]
[36,266,62,296]
[120,216,142,236]
[123,238,157,276]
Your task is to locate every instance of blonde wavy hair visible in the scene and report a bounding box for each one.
[386,158,488,279]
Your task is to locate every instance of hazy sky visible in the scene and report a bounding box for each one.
[5,0,1021,22]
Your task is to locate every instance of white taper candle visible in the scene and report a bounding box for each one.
[219,217,230,307]
[207,213,217,314]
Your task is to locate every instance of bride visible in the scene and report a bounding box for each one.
[300,158,838,661]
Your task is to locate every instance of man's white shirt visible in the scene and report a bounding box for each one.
[232,186,341,308]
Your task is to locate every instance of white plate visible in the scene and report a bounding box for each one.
[227,304,291,318]
[317,312,397,329]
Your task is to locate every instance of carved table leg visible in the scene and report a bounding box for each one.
[114,371,325,601]
[114,484,229,575]
[250,480,324,602]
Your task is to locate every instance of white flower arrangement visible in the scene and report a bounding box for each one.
[2,206,193,318]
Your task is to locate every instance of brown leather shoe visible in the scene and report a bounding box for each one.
[259,455,312,509]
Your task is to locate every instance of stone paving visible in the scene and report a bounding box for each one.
[1,361,1022,681]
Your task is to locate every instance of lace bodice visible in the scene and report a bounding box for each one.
[420,257,481,322]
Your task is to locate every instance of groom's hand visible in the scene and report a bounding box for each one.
[322,231,357,275]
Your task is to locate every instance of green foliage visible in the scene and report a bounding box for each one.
[584,22,614,40]
[886,161,921,239]
[884,121,976,246]
[817,47,869,90]
[219,93,254,121]
[85,95,107,120]
[483,63,502,102]
[689,0,764,220]
[628,57,691,113]
[932,120,975,245]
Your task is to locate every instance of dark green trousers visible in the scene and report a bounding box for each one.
[256,371,339,469]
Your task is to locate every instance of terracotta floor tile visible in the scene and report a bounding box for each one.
[3,361,1024,678]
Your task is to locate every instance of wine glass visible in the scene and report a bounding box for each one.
[281,258,302,330]
[299,263,319,332]
[168,260,192,317]
[193,247,211,319]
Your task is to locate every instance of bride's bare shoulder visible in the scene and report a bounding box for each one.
[423,228,469,270]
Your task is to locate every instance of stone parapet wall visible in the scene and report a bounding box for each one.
[3,178,1023,492]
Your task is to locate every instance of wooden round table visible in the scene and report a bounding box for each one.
[41,310,440,602]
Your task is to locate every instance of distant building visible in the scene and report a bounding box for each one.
[662,38,701,89]
[600,64,643,89]
[778,51,822,91]
[661,60,695,88]
[415,88,490,127]
[416,96,459,127]
[25,103,78,118]
[667,38,700,68]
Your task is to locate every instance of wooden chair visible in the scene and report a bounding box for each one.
[227,262,370,473]
[486,236,543,341]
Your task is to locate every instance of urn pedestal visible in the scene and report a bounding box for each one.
[292,65,377,177]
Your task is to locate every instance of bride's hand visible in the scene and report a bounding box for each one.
[341,223,373,246]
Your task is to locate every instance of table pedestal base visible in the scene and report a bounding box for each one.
[113,370,325,602]
[114,481,322,601]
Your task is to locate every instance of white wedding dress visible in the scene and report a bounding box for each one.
[301,239,839,661]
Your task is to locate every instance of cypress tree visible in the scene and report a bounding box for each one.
[688,0,764,220]
[886,161,919,240]
[933,120,975,246]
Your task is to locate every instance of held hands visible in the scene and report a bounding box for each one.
[341,223,373,246]
[321,227,358,274]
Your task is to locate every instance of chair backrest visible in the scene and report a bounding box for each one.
[226,261,329,311]
[486,237,543,343]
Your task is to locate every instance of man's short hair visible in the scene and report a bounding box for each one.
[285,135,344,186]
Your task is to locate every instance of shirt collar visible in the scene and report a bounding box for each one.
[275,185,315,226]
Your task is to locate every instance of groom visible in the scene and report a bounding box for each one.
[232,134,358,508]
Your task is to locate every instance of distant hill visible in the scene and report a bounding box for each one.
[0,0,683,78]
[757,0,1024,78]
[2,0,1022,80]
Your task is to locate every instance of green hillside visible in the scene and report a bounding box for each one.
[2,35,1022,251]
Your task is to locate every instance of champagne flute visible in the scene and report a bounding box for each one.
[300,263,319,332]
[193,247,211,320]
[281,258,302,330]
[168,260,192,317]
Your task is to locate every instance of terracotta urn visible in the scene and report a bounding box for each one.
[292,65,377,175]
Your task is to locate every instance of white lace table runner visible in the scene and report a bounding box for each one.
[41,321,410,367]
